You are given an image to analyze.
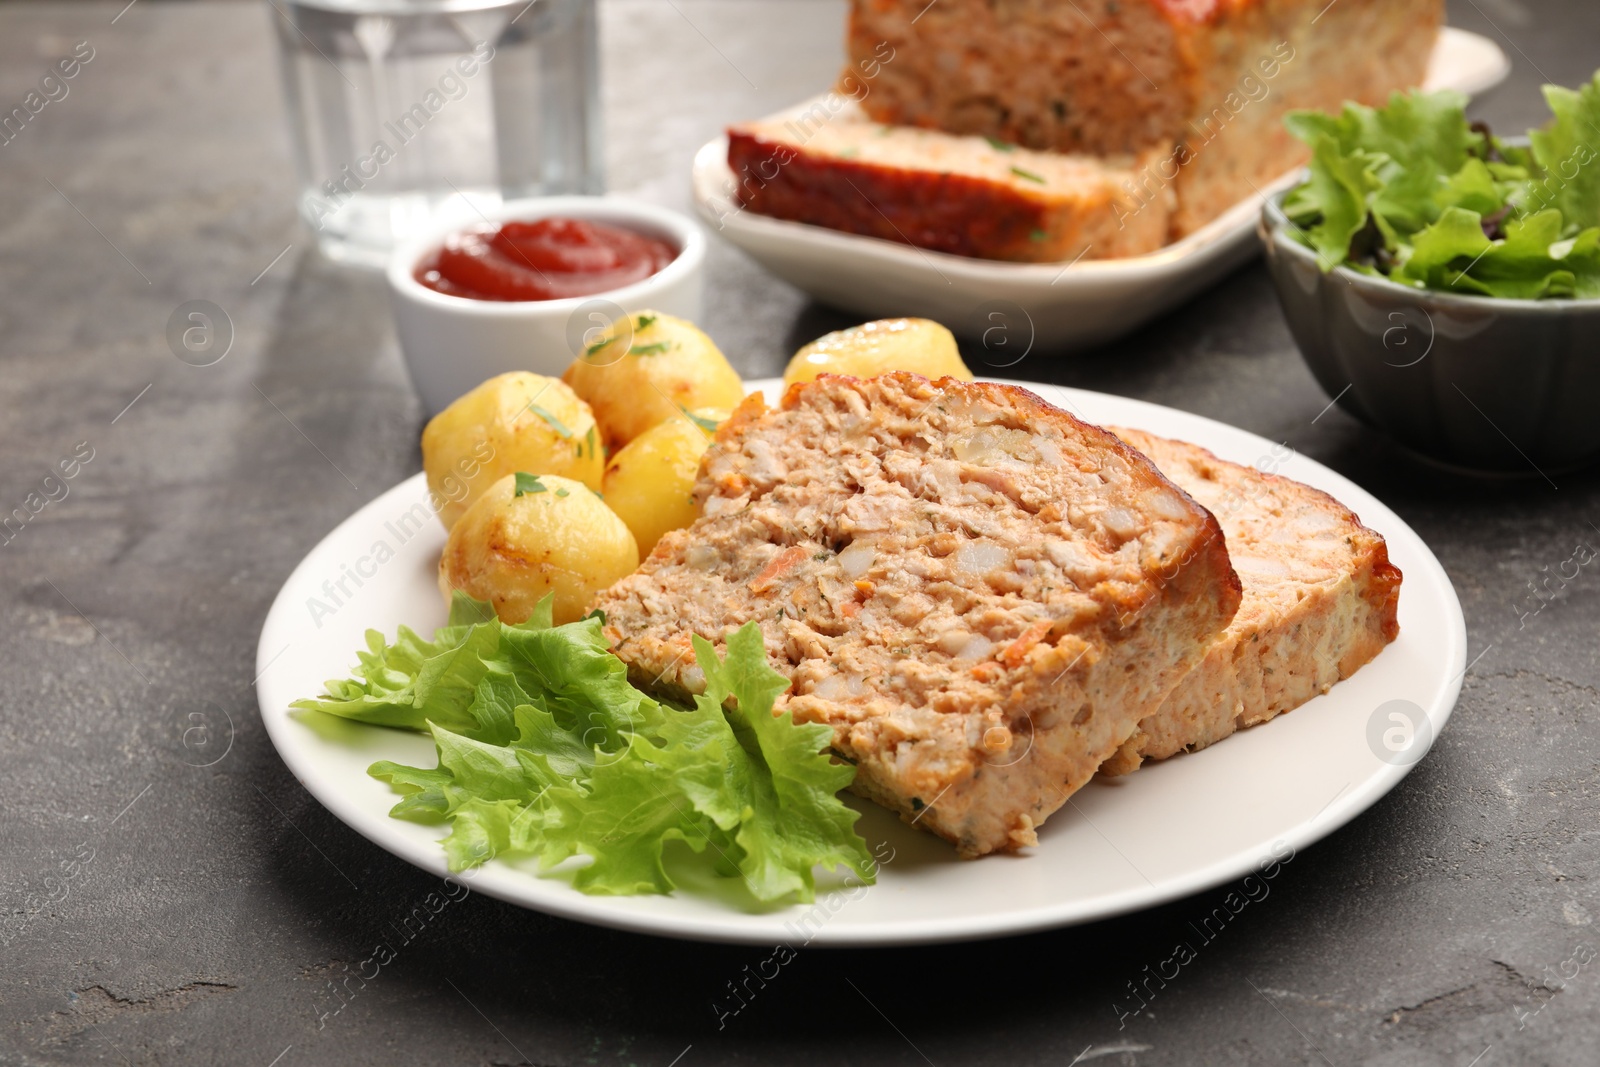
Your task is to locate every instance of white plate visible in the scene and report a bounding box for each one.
[691,28,1510,352]
[257,379,1466,946]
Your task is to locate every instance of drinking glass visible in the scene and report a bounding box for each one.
[270,0,603,266]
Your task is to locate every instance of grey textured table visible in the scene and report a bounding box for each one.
[3,1,1598,1064]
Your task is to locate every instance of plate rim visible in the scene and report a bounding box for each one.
[257,379,1467,946]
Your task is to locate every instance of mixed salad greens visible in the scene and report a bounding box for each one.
[1283,70,1600,299]
[294,593,874,901]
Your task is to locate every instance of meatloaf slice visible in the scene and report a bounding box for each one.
[1100,428,1402,775]
[726,107,1170,262]
[848,0,1441,236]
[592,374,1242,856]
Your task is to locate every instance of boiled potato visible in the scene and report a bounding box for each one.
[422,372,604,530]
[783,318,973,387]
[438,473,637,626]
[562,310,744,448]
[603,407,730,557]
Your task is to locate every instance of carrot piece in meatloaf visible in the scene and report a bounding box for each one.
[592,374,1242,857]
[846,0,1442,236]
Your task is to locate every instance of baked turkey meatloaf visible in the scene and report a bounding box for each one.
[726,104,1171,262]
[847,0,1442,235]
[1100,428,1402,775]
[592,374,1242,856]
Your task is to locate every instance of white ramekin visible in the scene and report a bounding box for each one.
[385,196,706,415]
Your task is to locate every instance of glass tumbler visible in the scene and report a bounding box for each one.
[270,0,603,267]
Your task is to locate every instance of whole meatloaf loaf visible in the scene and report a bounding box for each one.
[726,106,1171,262]
[592,374,1242,856]
[848,0,1442,235]
[1100,428,1402,774]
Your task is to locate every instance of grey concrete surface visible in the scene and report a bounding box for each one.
[1,1,1597,1064]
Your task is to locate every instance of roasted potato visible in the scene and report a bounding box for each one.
[783,318,973,387]
[562,310,744,448]
[603,407,729,557]
[422,372,604,529]
[438,473,638,626]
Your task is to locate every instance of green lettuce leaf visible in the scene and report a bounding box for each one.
[692,628,870,902]
[528,626,874,899]
[497,619,666,751]
[1526,71,1600,229]
[1281,134,1380,266]
[1392,206,1492,290]
[1285,90,1483,255]
[291,592,523,735]
[465,670,530,747]
[296,598,873,903]
[1438,157,1506,217]
[368,761,451,823]
[440,796,527,872]
[536,733,715,895]
[1394,208,1600,299]
[1283,73,1600,300]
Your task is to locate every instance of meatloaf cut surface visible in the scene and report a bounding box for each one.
[847,0,1442,235]
[1100,428,1402,775]
[592,374,1242,856]
[726,107,1170,262]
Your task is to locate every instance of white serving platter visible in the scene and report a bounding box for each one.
[690,28,1511,351]
[257,378,1466,946]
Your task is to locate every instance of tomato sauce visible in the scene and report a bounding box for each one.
[415,217,677,301]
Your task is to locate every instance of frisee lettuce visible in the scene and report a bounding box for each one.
[1283,72,1600,299]
[293,593,874,901]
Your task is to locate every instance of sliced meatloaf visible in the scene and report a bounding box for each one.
[1100,428,1402,775]
[847,0,1441,235]
[592,374,1242,856]
[726,106,1170,262]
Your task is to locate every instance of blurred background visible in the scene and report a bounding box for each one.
[3,2,1598,1066]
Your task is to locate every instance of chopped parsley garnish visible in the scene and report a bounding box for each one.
[681,406,721,434]
[526,403,573,438]
[513,472,547,497]
[585,425,597,458]
[1029,228,1048,242]
[985,137,1015,152]
[628,342,673,356]
[584,336,612,357]
[1010,165,1047,184]
[635,313,657,330]
[555,487,570,498]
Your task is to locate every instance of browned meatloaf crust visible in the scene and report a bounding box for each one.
[1101,428,1402,775]
[592,374,1242,856]
[726,108,1171,262]
[847,0,1442,235]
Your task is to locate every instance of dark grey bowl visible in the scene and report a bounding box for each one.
[1259,191,1600,474]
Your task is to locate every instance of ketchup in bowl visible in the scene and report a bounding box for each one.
[415,217,677,302]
